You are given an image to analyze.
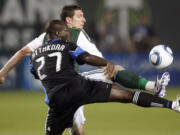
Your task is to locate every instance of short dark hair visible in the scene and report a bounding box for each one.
[60,4,82,21]
[46,20,67,39]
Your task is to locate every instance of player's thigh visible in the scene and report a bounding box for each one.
[82,79,112,104]
[108,83,134,102]
[67,77,112,105]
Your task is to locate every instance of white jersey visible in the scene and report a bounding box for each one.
[27,33,46,51]
[76,30,103,58]
[27,30,103,59]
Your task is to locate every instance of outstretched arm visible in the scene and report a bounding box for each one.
[0,45,32,84]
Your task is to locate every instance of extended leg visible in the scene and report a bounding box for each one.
[108,84,180,112]
[108,84,133,103]
[113,69,170,97]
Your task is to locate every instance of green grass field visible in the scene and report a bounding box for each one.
[0,88,180,135]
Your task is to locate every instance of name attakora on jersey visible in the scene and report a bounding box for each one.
[31,38,87,98]
[31,43,65,59]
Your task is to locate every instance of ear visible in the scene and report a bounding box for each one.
[66,17,72,25]
[55,31,60,37]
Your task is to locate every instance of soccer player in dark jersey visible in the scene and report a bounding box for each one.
[31,20,180,135]
[0,5,169,135]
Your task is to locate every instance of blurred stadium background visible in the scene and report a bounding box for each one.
[0,0,180,135]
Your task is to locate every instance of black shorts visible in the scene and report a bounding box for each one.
[45,77,112,135]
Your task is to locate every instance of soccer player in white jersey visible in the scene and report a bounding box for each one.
[0,4,170,135]
[60,4,171,135]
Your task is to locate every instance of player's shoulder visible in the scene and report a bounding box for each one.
[39,32,46,37]
[67,40,78,49]
[54,39,78,50]
[68,27,81,33]
[68,28,82,43]
[33,32,47,43]
[35,32,46,41]
[26,32,47,51]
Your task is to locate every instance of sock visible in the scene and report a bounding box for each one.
[145,81,156,92]
[132,91,172,108]
[114,70,148,90]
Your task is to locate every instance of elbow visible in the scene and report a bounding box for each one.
[18,46,32,57]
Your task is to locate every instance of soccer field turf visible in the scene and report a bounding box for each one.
[0,88,180,135]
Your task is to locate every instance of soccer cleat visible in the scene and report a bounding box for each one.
[154,72,170,97]
[172,97,180,113]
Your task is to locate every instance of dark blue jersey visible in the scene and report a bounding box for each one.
[31,38,87,99]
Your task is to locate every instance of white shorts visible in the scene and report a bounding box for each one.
[81,69,112,83]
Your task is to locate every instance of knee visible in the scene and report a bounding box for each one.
[72,125,85,135]
[114,65,125,72]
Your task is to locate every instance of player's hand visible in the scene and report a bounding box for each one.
[104,61,115,80]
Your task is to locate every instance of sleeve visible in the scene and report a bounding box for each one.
[29,63,39,79]
[27,33,46,52]
[76,30,103,58]
[69,45,87,59]
[29,57,39,79]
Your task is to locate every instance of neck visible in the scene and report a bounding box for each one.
[50,34,58,40]
[67,23,73,28]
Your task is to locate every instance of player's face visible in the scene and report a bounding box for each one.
[70,10,86,29]
[58,25,70,41]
